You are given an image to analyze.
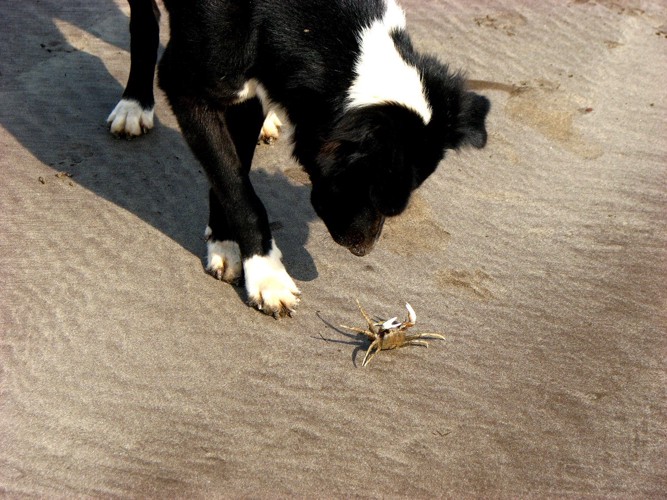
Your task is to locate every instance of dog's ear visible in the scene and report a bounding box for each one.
[411,89,490,189]
[456,91,490,149]
[315,110,378,179]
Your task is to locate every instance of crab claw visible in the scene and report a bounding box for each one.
[381,316,401,330]
[405,303,417,325]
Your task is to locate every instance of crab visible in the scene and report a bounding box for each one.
[340,300,446,367]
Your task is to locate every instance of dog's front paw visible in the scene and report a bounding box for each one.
[244,242,300,318]
[206,237,243,283]
[107,98,154,137]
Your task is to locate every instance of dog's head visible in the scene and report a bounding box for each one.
[311,76,490,256]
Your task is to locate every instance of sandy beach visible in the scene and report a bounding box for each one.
[1,0,666,496]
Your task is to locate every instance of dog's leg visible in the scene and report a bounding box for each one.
[205,190,243,284]
[169,95,300,317]
[108,0,160,137]
[204,98,262,283]
[226,101,300,316]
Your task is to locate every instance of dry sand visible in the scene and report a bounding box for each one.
[1,0,666,496]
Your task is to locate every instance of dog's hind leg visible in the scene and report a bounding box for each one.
[259,110,283,144]
[108,0,160,137]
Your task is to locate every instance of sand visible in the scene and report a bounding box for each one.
[1,0,666,496]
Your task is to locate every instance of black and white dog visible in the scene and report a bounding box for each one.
[108,0,490,317]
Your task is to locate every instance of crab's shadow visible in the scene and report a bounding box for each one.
[314,310,372,367]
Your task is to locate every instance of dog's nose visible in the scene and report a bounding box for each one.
[345,216,385,256]
[338,232,375,257]
[349,244,370,257]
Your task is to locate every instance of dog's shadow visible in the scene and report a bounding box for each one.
[250,169,318,282]
[0,0,317,282]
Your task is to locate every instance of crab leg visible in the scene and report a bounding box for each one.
[404,340,430,348]
[339,324,376,340]
[410,333,446,341]
[362,339,382,367]
[355,299,376,330]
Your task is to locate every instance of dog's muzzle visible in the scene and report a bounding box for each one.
[338,216,385,257]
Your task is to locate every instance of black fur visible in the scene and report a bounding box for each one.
[122,0,160,110]
[115,0,490,299]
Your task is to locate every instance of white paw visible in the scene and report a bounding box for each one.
[205,228,242,283]
[107,98,154,137]
[244,241,300,318]
[259,110,283,144]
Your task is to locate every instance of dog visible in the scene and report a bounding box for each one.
[108,0,490,317]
